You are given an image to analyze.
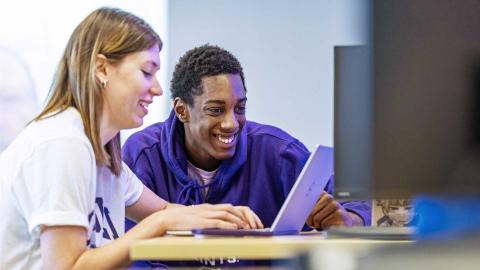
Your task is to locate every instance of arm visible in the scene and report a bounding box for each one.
[39,208,192,269]
[126,184,263,228]
[40,225,136,269]
[41,202,259,269]
[306,191,364,230]
[37,144,260,268]
[125,185,168,222]
[306,175,371,229]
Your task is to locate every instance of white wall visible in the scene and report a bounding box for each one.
[166,0,369,150]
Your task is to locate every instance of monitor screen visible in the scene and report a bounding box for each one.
[334,0,480,199]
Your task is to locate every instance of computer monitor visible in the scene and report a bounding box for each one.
[334,0,480,199]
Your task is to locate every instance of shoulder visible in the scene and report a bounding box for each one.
[3,108,93,162]
[32,107,90,144]
[124,122,165,152]
[246,121,307,149]
[98,161,138,188]
[246,121,296,141]
[245,120,309,158]
[122,122,165,164]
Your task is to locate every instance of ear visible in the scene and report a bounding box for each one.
[95,54,109,84]
[173,97,190,123]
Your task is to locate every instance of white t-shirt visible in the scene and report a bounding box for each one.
[0,107,144,270]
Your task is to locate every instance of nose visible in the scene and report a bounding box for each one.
[150,76,163,97]
[220,110,239,131]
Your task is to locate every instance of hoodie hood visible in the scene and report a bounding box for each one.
[159,110,247,205]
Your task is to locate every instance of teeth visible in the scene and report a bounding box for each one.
[217,134,235,144]
[140,102,149,108]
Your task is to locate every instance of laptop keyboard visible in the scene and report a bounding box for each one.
[239,227,271,232]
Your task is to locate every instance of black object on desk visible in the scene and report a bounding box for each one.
[325,226,414,241]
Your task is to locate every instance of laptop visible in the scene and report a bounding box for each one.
[189,144,334,237]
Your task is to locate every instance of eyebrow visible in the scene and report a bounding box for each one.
[144,61,159,69]
[204,97,248,105]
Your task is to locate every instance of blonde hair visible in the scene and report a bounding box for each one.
[35,7,162,176]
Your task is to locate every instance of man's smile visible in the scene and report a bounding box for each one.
[215,133,237,145]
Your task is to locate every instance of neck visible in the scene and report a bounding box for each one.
[187,157,221,172]
[184,140,221,171]
[99,112,118,146]
[185,145,221,171]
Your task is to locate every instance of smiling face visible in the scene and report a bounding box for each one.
[100,44,162,136]
[178,73,247,170]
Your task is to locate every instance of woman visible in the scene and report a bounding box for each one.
[0,7,261,269]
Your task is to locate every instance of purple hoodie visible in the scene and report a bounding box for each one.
[122,110,371,267]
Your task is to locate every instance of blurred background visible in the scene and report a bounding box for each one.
[0,0,369,152]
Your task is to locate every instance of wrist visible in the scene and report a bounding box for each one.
[146,210,169,236]
[165,203,183,209]
[348,211,364,226]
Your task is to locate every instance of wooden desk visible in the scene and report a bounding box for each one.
[130,233,412,261]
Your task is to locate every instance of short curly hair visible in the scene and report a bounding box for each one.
[170,44,246,106]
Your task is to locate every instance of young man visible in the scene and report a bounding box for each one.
[123,44,371,230]
[123,44,370,267]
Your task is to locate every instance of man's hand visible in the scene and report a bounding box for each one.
[306,191,364,230]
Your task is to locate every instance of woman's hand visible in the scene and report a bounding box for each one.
[232,205,264,229]
[152,203,263,232]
